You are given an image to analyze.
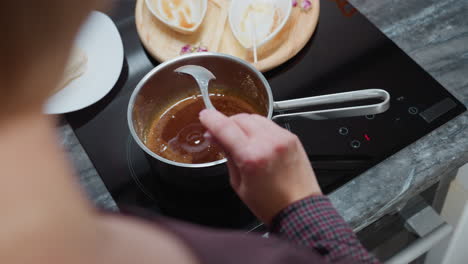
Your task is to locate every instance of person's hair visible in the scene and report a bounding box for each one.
[0,0,99,112]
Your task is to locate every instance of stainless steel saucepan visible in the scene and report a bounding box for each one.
[127,53,390,187]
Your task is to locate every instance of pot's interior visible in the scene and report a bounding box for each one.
[130,54,271,164]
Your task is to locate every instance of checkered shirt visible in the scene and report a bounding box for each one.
[270,196,380,263]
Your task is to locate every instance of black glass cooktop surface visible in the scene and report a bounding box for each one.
[67,0,466,229]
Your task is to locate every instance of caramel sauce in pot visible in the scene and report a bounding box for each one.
[146,93,259,164]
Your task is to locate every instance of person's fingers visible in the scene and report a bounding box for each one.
[203,132,242,190]
[227,160,241,190]
[230,114,265,136]
[250,114,290,135]
[247,114,293,145]
[230,114,283,167]
[199,109,248,159]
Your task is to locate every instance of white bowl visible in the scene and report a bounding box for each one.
[229,0,292,49]
[145,0,208,34]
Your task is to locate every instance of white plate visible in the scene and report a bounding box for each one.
[45,11,124,114]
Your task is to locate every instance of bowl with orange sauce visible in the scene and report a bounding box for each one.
[145,0,208,34]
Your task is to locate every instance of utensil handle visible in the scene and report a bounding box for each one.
[272,89,390,121]
[199,80,216,110]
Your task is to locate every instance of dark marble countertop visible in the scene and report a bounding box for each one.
[58,0,468,229]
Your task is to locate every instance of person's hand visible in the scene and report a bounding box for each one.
[199,110,322,225]
[0,0,103,117]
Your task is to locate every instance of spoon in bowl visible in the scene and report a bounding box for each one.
[250,15,258,63]
[175,65,217,110]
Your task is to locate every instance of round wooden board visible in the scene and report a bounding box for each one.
[136,0,319,72]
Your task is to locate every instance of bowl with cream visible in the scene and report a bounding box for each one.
[229,0,292,49]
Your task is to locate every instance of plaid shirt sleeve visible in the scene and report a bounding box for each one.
[270,196,380,263]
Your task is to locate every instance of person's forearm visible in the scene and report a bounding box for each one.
[0,113,90,217]
[0,113,101,263]
[270,196,380,263]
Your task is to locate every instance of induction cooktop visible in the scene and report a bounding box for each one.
[67,0,466,230]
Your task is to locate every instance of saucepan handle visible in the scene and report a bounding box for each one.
[272,89,390,122]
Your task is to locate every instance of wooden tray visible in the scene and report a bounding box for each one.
[136,0,320,72]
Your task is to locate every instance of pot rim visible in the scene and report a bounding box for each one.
[127,52,274,168]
